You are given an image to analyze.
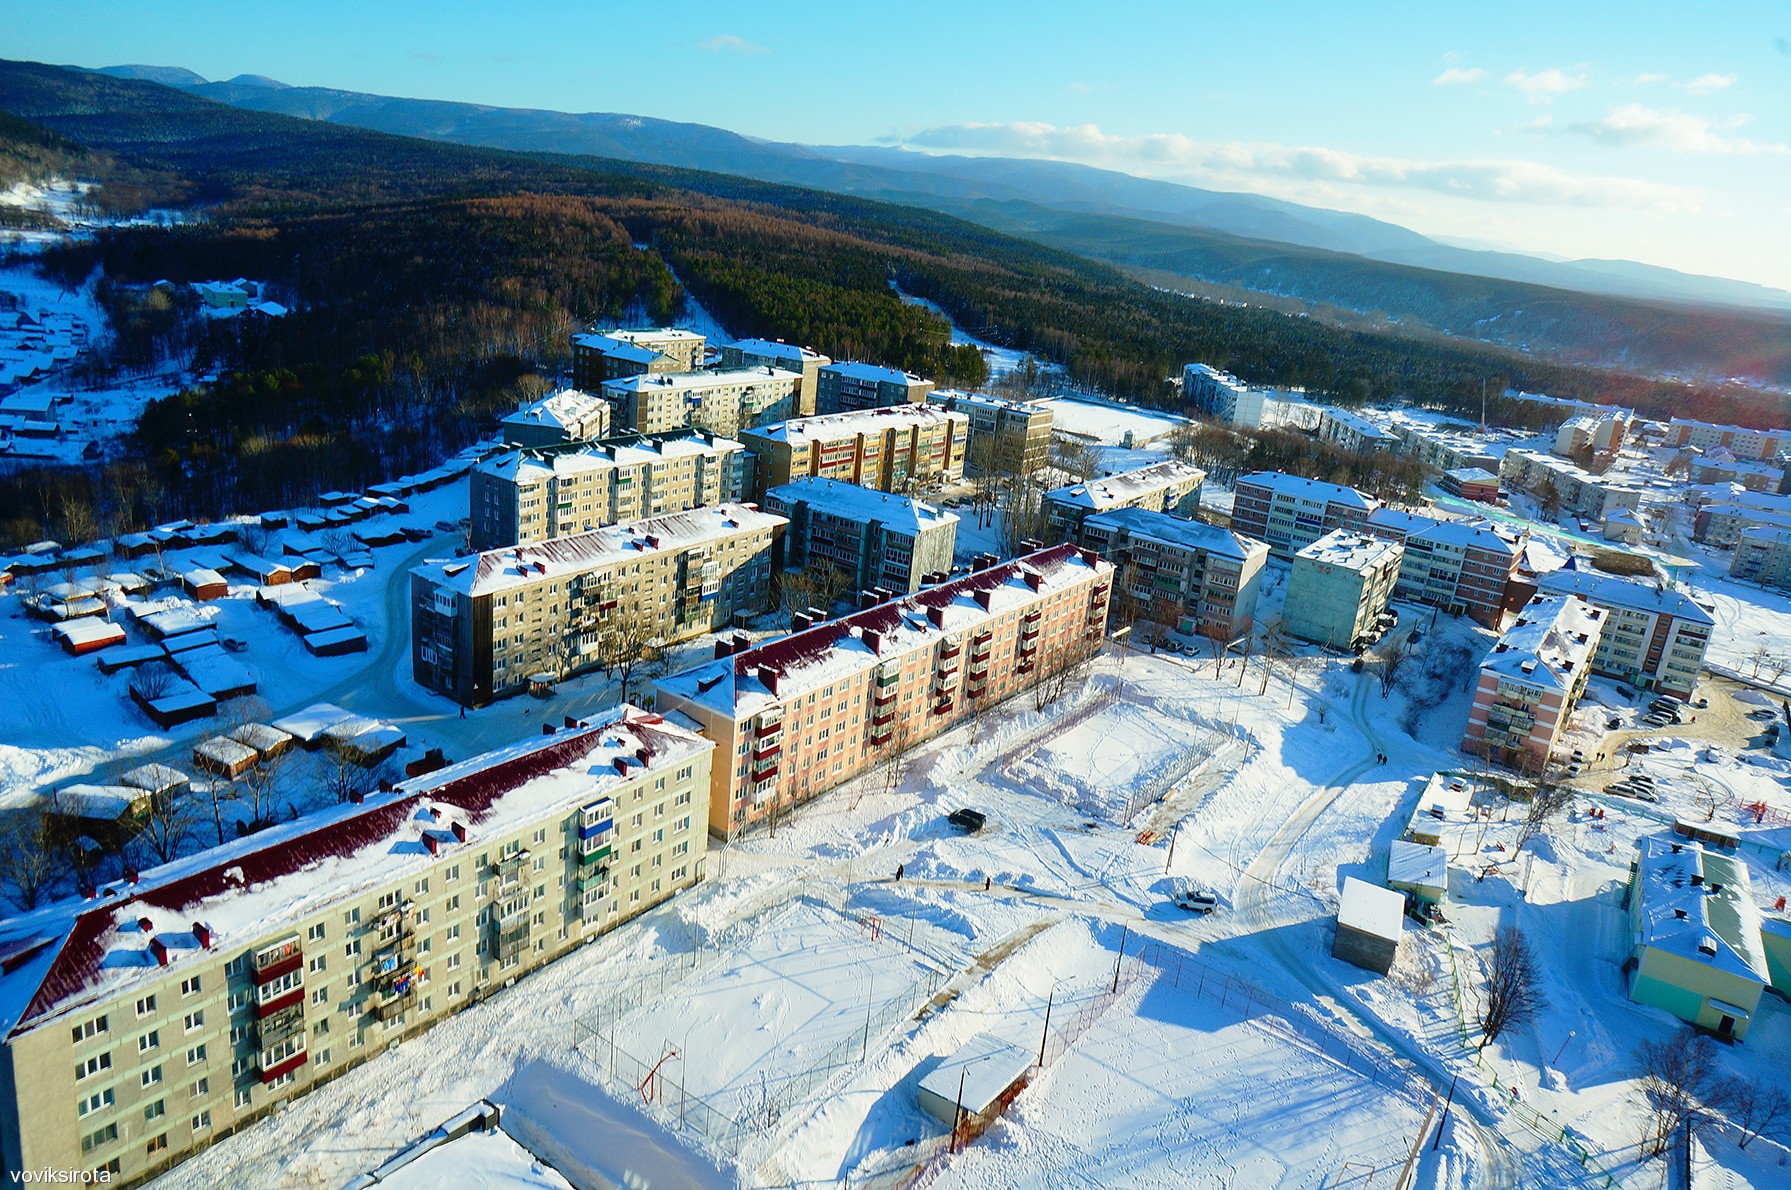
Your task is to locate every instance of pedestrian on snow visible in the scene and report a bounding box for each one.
[984,876,992,891]
[459,705,466,719]
[895,864,904,882]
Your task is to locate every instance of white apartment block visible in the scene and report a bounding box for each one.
[1499,450,1643,520]
[928,389,1053,476]
[1668,418,1791,463]
[411,504,783,707]
[468,432,747,551]
[1229,471,1379,556]
[1182,363,1265,429]
[720,339,831,417]
[815,362,935,415]
[600,368,801,438]
[1693,490,1791,548]
[0,708,710,1187]
[498,389,611,449]
[1317,407,1399,454]
[1535,570,1712,700]
[571,329,706,390]
[1284,530,1403,650]
[740,405,970,497]
[1463,593,1604,770]
[1076,506,1269,638]
[1731,526,1791,592]
[1041,461,1207,539]
[764,477,959,595]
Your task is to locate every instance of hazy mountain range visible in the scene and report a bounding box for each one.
[91,64,1791,315]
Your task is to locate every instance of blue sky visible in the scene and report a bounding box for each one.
[13,1,1791,289]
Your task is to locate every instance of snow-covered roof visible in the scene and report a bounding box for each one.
[1322,407,1398,439]
[601,367,798,395]
[764,477,957,533]
[1236,471,1377,509]
[53,785,147,820]
[1295,529,1401,572]
[1387,842,1448,891]
[1044,461,1206,512]
[1411,517,1521,557]
[1408,773,1477,834]
[930,388,1048,417]
[1443,467,1499,484]
[822,361,928,386]
[475,432,743,485]
[730,338,829,366]
[1337,877,1403,940]
[655,543,1109,718]
[918,1032,1035,1119]
[1535,571,1713,626]
[1479,594,1603,692]
[415,503,782,598]
[1081,506,1267,563]
[742,404,968,445]
[52,618,124,649]
[500,389,607,432]
[1632,834,1769,984]
[0,708,709,1039]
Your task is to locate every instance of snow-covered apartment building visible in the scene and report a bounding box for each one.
[1229,472,1379,557]
[1499,450,1643,520]
[1285,530,1403,650]
[928,389,1053,477]
[720,339,831,417]
[815,362,935,415]
[1042,461,1206,540]
[764,478,959,595]
[1316,407,1398,454]
[599,368,802,438]
[1182,363,1264,428]
[1535,570,1713,700]
[570,328,706,390]
[468,432,747,550]
[498,389,611,449]
[1462,593,1604,770]
[1693,489,1791,549]
[739,405,970,498]
[411,504,782,707]
[1667,418,1791,463]
[653,544,1113,835]
[1731,526,1791,592]
[1075,507,1269,638]
[1365,510,1523,629]
[0,709,710,1187]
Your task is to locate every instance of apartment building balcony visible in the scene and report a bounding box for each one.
[254,1001,305,1047]
[251,936,303,984]
[368,984,418,1023]
[257,1047,307,1084]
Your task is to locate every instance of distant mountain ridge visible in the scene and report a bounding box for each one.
[88,65,1791,318]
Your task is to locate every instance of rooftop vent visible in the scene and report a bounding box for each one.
[1674,908,1688,920]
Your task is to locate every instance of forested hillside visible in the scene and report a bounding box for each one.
[0,59,1785,546]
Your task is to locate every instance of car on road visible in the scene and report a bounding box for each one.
[1167,878,1220,914]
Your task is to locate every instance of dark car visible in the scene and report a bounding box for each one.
[948,808,987,833]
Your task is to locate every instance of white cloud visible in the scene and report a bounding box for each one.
[1537,103,1786,156]
[1633,73,1670,86]
[1504,67,1589,102]
[899,121,1699,211]
[1678,72,1737,93]
[1432,67,1487,86]
[696,34,768,55]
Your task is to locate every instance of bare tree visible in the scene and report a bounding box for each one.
[1476,926,1547,1049]
[1377,631,1412,697]
[603,605,666,705]
[231,753,290,834]
[1513,781,1574,857]
[996,480,1050,556]
[131,660,177,702]
[1747,644,1771,679]
[1048,435,1101,484]
[0,804,63,911]
[1717,1076,1791,1150]
[316,739,368,807]
[1765,653,1791,688]
[133,791,200,865]
[1633,1031,1725,1158]
[197,780,240,848]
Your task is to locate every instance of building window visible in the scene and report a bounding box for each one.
[307,923,327,942]
[193,1109,212,1131]
[311,986,329,1006]
[141,1065,163,1088]
[135,995,158,1017]
[77,1088,114,1118]
[183,1011,205,1032]
[139,1030,159,1054]
[144,1099,165,1122]
[79,1123,118,1154]
[189,1077,209,1100]
[72,1015,109,1044]
[234,1087,253,1110]
[186,1044,207,1066]
[181,976,202,997]
[145,1132,168,1156]
[309,955,328,974]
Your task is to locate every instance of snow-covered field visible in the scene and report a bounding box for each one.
[1036,397,1186,446]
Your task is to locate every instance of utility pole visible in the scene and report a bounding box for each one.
[1432,1073,1458,1151]
[1037,988,1054,1066]
[951,1067,968,1153]
[1113,924,1128,993]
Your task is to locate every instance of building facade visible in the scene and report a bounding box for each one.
[1667,418,1791,463]
[1535,569,1712,699]
[570,329,706,391]
[498,390,611,449]
[721,339,831,417]
[1365,510,1522,629]
[1041,461,1206,540]
[1076,506,1269,638]
[1229,472,1379,557]
[1284,530,1403,650]
[411,504,783,707]
[468,432,747,551]
[928,390,1052,478]
[739,406,970,498]
[1730,526,1791,591]
[1499,450,1643,519]
[1628,835,1770,1041]
[1462,593,1604,770]
[653,544,1113,835]
[764,477,959,595]
[1694,493,1791,548]
[0,709,710,1187]
[814,363,934,416]
[1182,364,1265,428]
[1317,408,1398,454]
[599,368,801,438]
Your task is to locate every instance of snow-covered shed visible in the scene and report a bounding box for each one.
[52,617,125,656]
[193,735,259,779]
[916,1032,1034,1127]
[1387,841,1448,905]
[1332,877,1403,975]
[119,763,190,802]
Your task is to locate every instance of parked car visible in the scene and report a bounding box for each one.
[1167,878,1220,915]
[948,808,987,833]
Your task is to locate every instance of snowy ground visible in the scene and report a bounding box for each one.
[1035,397,1186,447]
